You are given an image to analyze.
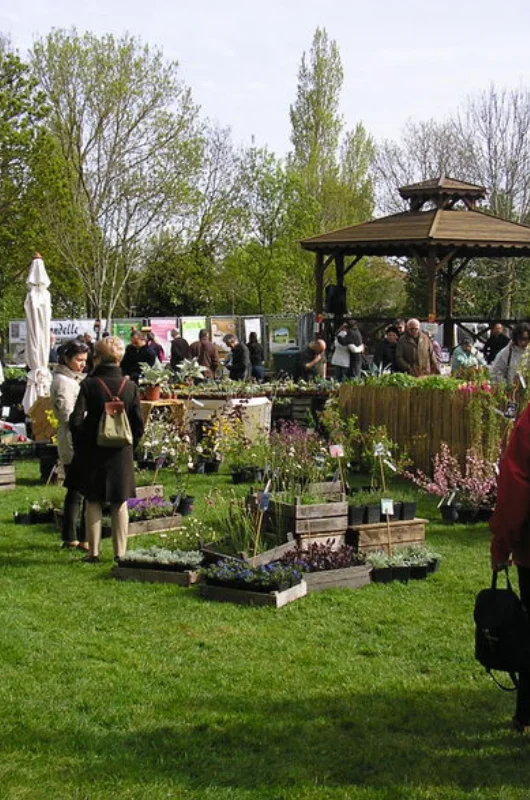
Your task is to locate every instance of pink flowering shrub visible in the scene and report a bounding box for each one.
[404,442,497,507]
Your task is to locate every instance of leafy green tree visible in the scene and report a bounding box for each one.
[31,29,202,321]
[0,39,48,330]
[219,148,318,314]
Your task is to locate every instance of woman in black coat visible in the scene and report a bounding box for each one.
[70,336,144,562]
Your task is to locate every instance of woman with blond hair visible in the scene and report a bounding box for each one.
[69,336,144,562]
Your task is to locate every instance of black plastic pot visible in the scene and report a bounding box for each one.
[477,506,494,523]
[428,557,441,574]
[178,495,195,516]
[380,502,402,522]
[29,509,54,525]
[364,504,381,524]
[440,504,459,524]
[231,466,264,484]
[0,449,15,465]
[14,513,31,525]
[392,565,410,582]
[410,564,429,580]
[348,505,365,526]
[400,502,417,521]
[457,506,479,524]
[371,567,393,584]
[204,460,220,474]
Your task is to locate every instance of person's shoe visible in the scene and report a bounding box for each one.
[511,717,530,734]
[81,554,101,564]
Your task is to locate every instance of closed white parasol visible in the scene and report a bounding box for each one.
[22,253,52,414]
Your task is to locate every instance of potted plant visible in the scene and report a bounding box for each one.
[200,559,307,607]
[28,497,55,524]
[401,545,430,580]
[138,363,173,401]
[113,546,203,585]
[364,492,382,524]
[347,491,370,526]
[388,551,410,582]
[279,541,371,592]
[366,551,393,583]
[126,495,181,535]
[394,488,417,521]
[176,358,208,385]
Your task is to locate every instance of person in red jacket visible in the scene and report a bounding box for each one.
[490,404,530,733]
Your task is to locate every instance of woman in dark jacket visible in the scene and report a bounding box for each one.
[247,332,265,381]
[70,336,144,562]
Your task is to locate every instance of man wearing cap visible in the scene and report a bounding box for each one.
[451,337,485,376]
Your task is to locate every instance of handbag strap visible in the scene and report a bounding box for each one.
[95,376,128,401]
[491,567,512,592]
[488,669,519,692]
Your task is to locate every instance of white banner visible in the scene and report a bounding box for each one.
[10,319,104,344]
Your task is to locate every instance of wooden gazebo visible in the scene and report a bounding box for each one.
[301,177,530,344]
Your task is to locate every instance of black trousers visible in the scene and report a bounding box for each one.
[62,464,86,543]
[516,566,530,724]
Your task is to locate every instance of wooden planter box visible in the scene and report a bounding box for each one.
[304,564,372,593]
[243,539,295,567]
[135,485,164,500]
[266,496,348,548]
[111,565,200,585]
[0,464,16,491]
[347,518,427,555]
[200,580,307,608]
[128,515,182,537]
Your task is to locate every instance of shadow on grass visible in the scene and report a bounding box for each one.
[4,687,530,794]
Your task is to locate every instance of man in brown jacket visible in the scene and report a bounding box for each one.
[189,329,219,380]
[395,318,440,377]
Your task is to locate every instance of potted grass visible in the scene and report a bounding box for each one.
[394,488,417,521]
[364,491,383,524]
[347,491,369,526]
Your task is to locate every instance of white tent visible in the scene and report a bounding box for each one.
[22,253,52,414]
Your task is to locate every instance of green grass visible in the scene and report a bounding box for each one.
[0,462,528,799]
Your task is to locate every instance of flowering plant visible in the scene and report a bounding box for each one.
[127,496,176,521]
[141,406,189,468]
[268,421,331,492]
[201,559,303,590]
[404,442,497,508]
[215,406,270,471]
[161,517,220,550]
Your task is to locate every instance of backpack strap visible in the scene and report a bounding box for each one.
[95,376,128,401]
[488,669,519,691]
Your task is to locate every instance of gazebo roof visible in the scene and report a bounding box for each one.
[301,207,530,258]
[399,176,486,198]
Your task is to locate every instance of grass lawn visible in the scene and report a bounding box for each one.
[0,460,529,800]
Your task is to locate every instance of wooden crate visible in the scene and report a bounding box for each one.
[128,515,182,537]
[135,485,164,500]
[200,580,307,608]
[304,565,372,593]
[0,464,16,491]
[111,565,199,586]
[348,518,427,555]
[266,496,348,548]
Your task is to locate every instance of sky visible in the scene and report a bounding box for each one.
[2,0,530,156]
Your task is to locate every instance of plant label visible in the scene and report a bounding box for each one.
[518,373,527,390]
[383,458,397,472]
[373,442,386,457]
[258,491,270,511]
[329,444,344,458]
[447,491,456,506]
[381,498,394,516]
[504,401,518,419]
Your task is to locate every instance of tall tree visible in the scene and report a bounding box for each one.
[0,38,48,329]
[290,26,343,200]
[31,29,202,321]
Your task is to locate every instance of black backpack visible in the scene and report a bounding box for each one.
[474,568,530,690]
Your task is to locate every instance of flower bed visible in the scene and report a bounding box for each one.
[112,547,202,585]
[278,541,371,593]
[200,560,307,607]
